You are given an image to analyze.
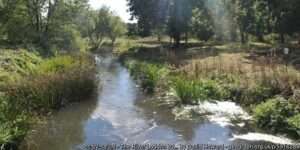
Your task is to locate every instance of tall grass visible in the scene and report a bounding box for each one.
[126,60,168,93]
[180,53,300,105]
[0,51,97,149]
[171,77,229,104]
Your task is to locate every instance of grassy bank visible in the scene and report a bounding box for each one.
[0,50,97,149]
[119,38,300,139]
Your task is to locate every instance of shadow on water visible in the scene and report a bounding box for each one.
[21,53,296,150]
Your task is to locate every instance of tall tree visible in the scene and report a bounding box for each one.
[167,0,192,46]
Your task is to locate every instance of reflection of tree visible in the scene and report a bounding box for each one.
[135,98,200,142]
[21,92,98,150]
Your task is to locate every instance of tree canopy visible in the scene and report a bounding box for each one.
[0,0,126,54]
[127,0,300,46]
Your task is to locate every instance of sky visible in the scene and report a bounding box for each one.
[88,0,135,23]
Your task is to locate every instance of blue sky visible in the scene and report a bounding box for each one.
[88,0,135,23]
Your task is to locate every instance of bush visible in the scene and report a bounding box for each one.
[0,50,42,86]
[36,55,77,74]
[253,97,294,132]
[172,77,229,104]
[49,25,88,53]
[287,114,300,136]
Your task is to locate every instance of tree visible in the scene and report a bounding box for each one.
[127,0,159,36]
[235,0,256,43]
[167,0,192,46]
[107,16,127,45]
[127,23,139,37]
[191,7,214,42]
[0,0,90,53]
[87,7,110,49]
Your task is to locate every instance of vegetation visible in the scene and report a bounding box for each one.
[87,7,127,50]
[288,114,300,136]
[125,60,168,93]
[0,0,128,148]
[119,36,300,139]
[1,0,300,148]
[128,0,300,45]
[172,77,228,104]
[253,97,294,132]
[0,34,110,150]
[0,51,97,149]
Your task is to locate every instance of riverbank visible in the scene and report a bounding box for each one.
[118,38,300,141]
[0,49,97,149]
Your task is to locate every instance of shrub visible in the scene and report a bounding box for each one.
[287,114,300,136]
[36,55,77,74]
[172,77,229,104]
[253,97,294,132]
[0,50,42,87]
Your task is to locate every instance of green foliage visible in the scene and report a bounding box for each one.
[0,93,29,149]
[87,7,126,49]
[51,25,88,53]
[0,50,42,86]
[253,97,294,132]
[0,52,96,148]
[172,77,229,104]
[36,55,77,74]
[287,114,300,136]
[191,8,214,41]
[126,60,168,93]
[107,16,127,45]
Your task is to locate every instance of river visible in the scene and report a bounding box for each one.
[20,54,295,150]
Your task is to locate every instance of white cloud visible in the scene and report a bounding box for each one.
[88,0,136,23]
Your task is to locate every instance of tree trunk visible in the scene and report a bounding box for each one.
[240,30,246,44]
[157,34,161,42]
[174,36,180,47]
[280,33,285,44]
[185,32,188,45]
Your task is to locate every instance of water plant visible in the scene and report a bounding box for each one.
[171,77,229,104]
[126,60,168,93]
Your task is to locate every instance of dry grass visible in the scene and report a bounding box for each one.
[179,52,300,98]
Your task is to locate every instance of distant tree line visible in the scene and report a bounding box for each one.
[127,0,300,46]
[0,0,126,54]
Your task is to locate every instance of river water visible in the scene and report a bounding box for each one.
[21,54,295,150]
